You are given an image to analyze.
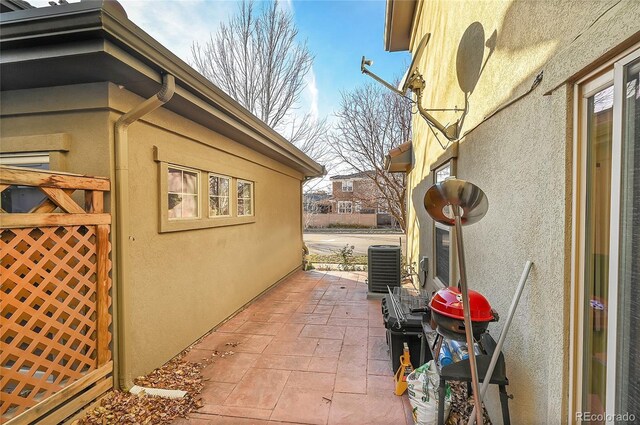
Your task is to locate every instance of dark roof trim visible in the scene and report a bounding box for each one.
[384,0,416,52]
[330,171,375,180]
[0,0,325,178]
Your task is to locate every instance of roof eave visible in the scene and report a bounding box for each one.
[383,0,416,52]
[385,141,412,173]
[0,2,324,178]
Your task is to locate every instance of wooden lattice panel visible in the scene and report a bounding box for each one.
[0,226,112,420]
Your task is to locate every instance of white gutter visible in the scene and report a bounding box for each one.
[114,73,175,388]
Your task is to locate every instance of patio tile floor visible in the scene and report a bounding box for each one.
[175,270,413,425]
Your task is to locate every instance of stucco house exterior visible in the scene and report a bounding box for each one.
[383,0,639,423]
[0,0,323,395]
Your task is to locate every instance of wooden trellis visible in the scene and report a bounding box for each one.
[0,166,113,424]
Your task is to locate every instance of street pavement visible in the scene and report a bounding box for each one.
[304,232,406,255]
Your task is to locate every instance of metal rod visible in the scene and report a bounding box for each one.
[453,210,484,425]
[467,261,533,425]
[361,67,405,96]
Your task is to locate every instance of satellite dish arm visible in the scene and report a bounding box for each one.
[361,56,405,96]
[361,55,460,142]
[415,90,459,140]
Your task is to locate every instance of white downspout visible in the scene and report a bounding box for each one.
[114,73,175,389]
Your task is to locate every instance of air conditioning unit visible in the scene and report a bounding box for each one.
[367,245,401,294]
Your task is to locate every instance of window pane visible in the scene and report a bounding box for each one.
[181,195,198,218]
[210,197,219,215]
[220,177,229,197]
[209,176,219,196]
[238,198,245,216]
[582,84,613,415]
[210,196,230,216]
[244,199,252,216]
[209,175,230,198]
[436,164,451,183]
[616,57,640,416]
[183,171,198,194]
[238,181,251,198]
[435,227,450,284]
[219,196,229,215]
[0,159,50,213]
[168,194,182,218]
[168,168,182,192]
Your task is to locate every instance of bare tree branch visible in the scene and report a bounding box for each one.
[329,83,412,230]
[190,0,328,164]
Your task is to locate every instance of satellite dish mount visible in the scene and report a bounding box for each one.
[361,34,460,141]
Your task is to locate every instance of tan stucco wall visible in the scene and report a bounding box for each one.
[109,86,305,384]
[403,1,639,423]
[1,82,308,386]
[0,83,113,180]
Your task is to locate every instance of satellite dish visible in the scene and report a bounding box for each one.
[360,32,460,141]
[398,33,431,94]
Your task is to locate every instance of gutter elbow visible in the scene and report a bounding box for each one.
[156,74,176,103]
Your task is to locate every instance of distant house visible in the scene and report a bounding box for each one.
[302,190,331,214]
[304,171,398,228]
[330,171,378,215]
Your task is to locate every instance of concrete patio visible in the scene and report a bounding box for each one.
[175,270,413,425]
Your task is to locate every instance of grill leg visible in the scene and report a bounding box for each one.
[438,378,446,425]
[499,385,511,425]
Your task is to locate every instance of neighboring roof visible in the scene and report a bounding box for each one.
[384,0,416,52]
[0,0,325,178]
[385,141,413,173]
[330,171,375,180]
[0,0,34,13]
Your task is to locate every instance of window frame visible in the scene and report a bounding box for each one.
[167,164,201,221]
[337,201,352,214]
[208,173,232,218]
[431,160,457,288]
[155,148,256,233]
[569,46,640,423]
[0,153,51,213]
[237,179,254,217]
[341,180,353,192]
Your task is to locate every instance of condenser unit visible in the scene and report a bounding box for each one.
[367,245,401,294]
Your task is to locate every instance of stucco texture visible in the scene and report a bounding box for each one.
[0,81,308,387]
[403,1,639,423]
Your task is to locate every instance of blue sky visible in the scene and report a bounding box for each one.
[30,0,410,121]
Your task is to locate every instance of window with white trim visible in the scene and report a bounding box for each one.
[237,180,254,216]
[434,224,451,285]
[167,165,199,220]
[338,201,352,214]
[341,180,353,192]
[433,161,455,286]
[209,174,230,217]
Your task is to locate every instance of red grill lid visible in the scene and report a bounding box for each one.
[430,287,494,322]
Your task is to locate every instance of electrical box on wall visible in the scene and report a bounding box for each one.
[419,256,429,287]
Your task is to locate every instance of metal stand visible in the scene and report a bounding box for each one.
[421,329,511,425]
[453,210,483,425]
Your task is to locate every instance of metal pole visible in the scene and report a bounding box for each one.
[453,209,484,425]
[468,261,533,425]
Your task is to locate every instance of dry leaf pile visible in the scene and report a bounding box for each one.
[445,382,493,425]
[75,354,205,425]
